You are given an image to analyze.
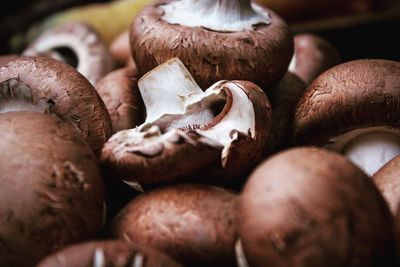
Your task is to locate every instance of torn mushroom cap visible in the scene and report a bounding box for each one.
[37,240,182,267]
[0,111,104,267]
[111,184,238,267]
[101,58,271,187]
[23,22,113,85]
[294,59,400,176]
[95,66,144,133]
[130,0,293,90]
[0,57,112,157]
[238,147,394,267]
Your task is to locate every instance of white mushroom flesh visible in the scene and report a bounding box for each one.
[235,239,250,267]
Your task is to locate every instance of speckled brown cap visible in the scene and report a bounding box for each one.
[238,147,395,267]
[111,184,238,267]
[294,59,400,146]
[0,56,112,157]
[37,240,182,267]
[0,111,104,267]
[130,0,293,90]
[0,54,19,68]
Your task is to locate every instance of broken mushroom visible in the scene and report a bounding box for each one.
[37,240,183,267]
[111,184,238,267]
[0,56,112,156]
[0,111,104,267]
[23,22,113,85]
[238,147,395,267]
[293,59,400,176]
[130,0,293,90]
[101,58,272,187]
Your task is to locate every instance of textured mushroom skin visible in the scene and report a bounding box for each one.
[0,112,104,267]
[0,57,112,157]
[130,0,293,90]
[238,147,395,267]
[0,55,19,68]
[37,240,182,267]
[294,59,400,146]
[111,184,238,267]
[95,66,144,133]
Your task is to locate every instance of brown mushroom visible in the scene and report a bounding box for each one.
[110,30,131,68]
[0,54,19,68]
[101,58,272,188]
[37,240,183,267]
[0,56,112,157]
[130,0,293,91]
[23,22,114,85]
[111,184,238,267]
[293,59,400,176]
[238,147,395,267]
[0,111,104,267]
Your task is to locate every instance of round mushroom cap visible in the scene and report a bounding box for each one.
[0,56,112,157]
[130,1,293,90]
[294,59,400,146]
[0,54,19,68]
[110,30,131,67]
[37,240,182,267]
[0,111,104,267]
[111,184,238,267]
[238,147,394,267]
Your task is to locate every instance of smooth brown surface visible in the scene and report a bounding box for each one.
[294,59,400,146]
[239,147,395,267]
[130,0,293,91]
[0,57,112,156]
[290,33,341,85]
[0,112,104,267]
[111,184,238,267]
[37,240,182,267]
[110,30,131,67]
[95,67,144,133]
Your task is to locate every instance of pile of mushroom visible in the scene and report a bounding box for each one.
[1,0,400,266]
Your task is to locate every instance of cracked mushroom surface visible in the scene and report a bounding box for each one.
[130,0,293,90]
[294,59,400,176]
[0,111,104,267]
[111,184,238,267]
[23,22,113,85]
[37,240,182,267]
[0,56,112,157]
[101,58,272,187]
[238,147,395,267]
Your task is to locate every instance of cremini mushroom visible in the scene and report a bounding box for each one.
[294,59,400,176]
[37,240,182,267]
[0,56,112,156]
[0,54,19,68]
[23,22,113,85]
[0,111,104,267]
[111,184,237,267]
[130,0,293,90]
[238,147,395,267]
[101,58,272,187]
[110,30,131,68]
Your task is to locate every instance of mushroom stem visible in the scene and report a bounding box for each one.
[343,132,400,176]
[160,0,271,32]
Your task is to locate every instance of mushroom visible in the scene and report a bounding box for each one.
[23,22,113,85]
[101,58,272,188]
[37,240,183,267]
[396,208,400,264]
[0,111,104,267]
[288,33,341,85]
[111,184,238,267]
[238,147,395,267]
[109,30,131,68]
[0,56,112,157]
[95,66,144,133]
[293,59,400,176]
[0,54,19,68]
[130,0,293,90]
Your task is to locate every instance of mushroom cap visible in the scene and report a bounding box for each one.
[0,56,112,157]
[0,54,19,68]
[0,111,104,267]
[37,240,182,267]
[238,147,394,267]
[373,155,400,214]
[95,67,144,133]
[294,59,400,146]
[109,30,131,67]
[130,0,293,90]
[111,184,238,267]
